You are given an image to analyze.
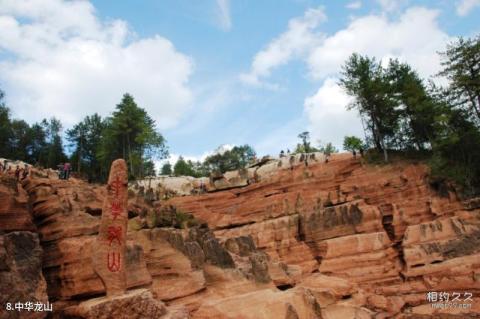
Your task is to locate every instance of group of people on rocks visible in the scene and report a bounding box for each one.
[57,162,71,180]
[0,160,30,181]
[0,159,72,181]
[278,146,365,165]
[352,148,364,159]
[279,149,291,158]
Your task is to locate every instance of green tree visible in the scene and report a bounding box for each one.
[387,59,438,149]
[173,156,196,176]
[319,142,338,155]
[27,123,48,166]
[431,107,480,196]
[203,145,256,173]
[143,160,156,177]
[438,36,480,122]
[339,53,399,162]
[67,114,106,181]
[0,90,13,157]
[41,118,67,168]
[98,93,168,179]
[67,121,87,173]
[294,132,320,154]
[298,131,311,153]
[191,160,210,177]
[161,162,172,175]
[343,136,364,152]
[9,119,31,161]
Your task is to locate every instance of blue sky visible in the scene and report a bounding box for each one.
[1,0,479,164]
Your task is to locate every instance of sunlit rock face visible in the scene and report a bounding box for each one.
[2,153,479,318]
[166,153,480,317]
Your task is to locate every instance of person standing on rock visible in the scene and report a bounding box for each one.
[64,162,71,180]
[353,149,357,159]
[1,160,8,173]
[57,163,64,179]
[14,165,21,181]
[324,149,331,163]
[21,164,29,181]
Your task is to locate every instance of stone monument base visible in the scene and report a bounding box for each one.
[64,289,167,319]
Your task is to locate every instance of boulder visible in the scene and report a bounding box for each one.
[64,289,167,319]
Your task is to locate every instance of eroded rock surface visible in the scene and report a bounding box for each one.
[64,289,168,319]
[2,153,479,318]
[166,154,480,317]
[0,171,48,319]
[0,232,48,319]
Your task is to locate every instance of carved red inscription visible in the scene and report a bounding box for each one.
[110,199,121,219]
[111,175,122,197]
[107,251,121,272]
[107,226,122,246]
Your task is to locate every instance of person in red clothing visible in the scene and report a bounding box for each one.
[64,162,71,180]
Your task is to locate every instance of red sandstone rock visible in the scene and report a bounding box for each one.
[192,287,323,319]
[64,289,168,319]
[0,231,49,319]
[0,175,36,232]
[165,157,480,317]
[6,154,480,318]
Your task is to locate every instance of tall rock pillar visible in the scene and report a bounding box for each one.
[93,159,128,296]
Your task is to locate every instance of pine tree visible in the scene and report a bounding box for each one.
[438,36,480,123]
[98,93,167,180]
[339,54,399,162]
[161,163,172,175]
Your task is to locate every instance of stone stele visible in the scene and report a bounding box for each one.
[93,159,128,296]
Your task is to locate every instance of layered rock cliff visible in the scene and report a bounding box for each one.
[0,174,48,319]
[0,153,479,318]
[165,153,480,318]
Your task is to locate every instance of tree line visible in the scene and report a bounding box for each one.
[0,93,166,182]
[0,90,257,181]
[0,35,478,196]
[161,145,256,177]
[339,35,480,196]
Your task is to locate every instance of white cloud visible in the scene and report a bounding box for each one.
[0,0,193,129]
[346,1,362,10]
[375,0,410,12]
[243,6,453,151]
[215,0,232,31]
[305,7,451,148]
[307,7,451,80]
[456,0,480,16]
[253,117,305,156]
[304,78,363,150]
[239,6,326,87]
